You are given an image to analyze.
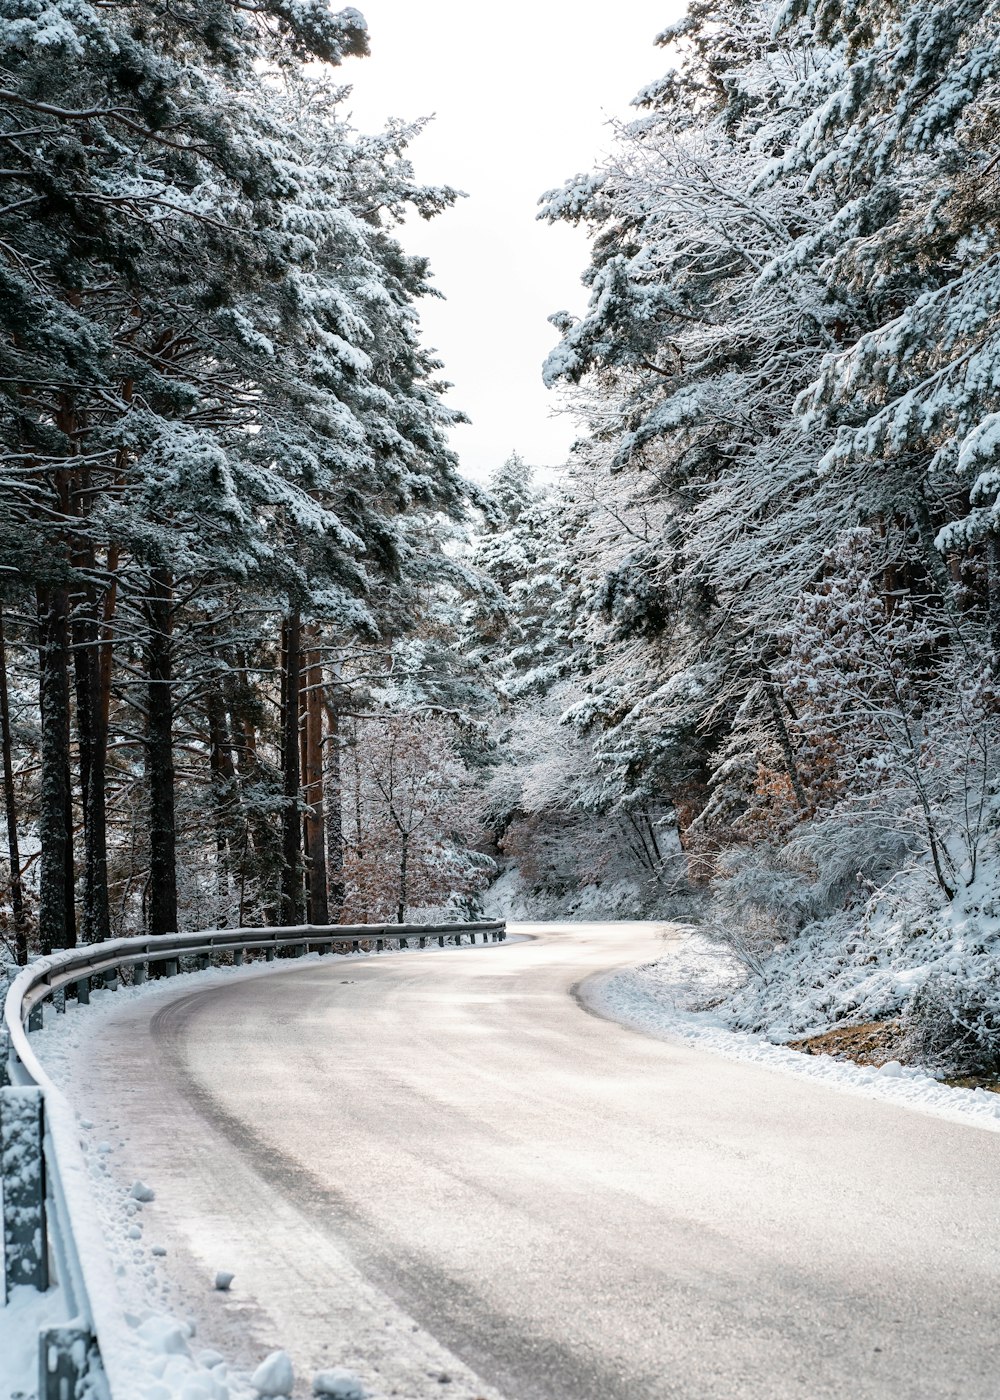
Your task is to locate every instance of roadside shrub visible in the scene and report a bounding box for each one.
[904,968,1000,1076]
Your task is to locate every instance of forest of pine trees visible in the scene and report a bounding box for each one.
[0,0,497,952]
[3,0,1000,1071]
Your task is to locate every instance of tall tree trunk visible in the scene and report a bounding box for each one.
[98,544,119,739]
[351,722,365,921]
[279,610,303,926]
[71,572,111,944]
[302,636,328,926]
[352,723,363,856]
[36,585,76,952]
[229,650,275,887]
[145,567,177,936]
[207,682,236,926]
[0,606,27,962]
[70,452,112,945]
[396,828,408,925]
[324,690,345,918]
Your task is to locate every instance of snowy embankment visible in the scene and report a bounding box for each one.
[1,949,462,1400]
[584,928,1000,1134]
[482,865,692,924]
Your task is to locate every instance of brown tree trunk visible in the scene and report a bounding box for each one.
[69,449,112,946]
[396,828,408,925]
[350,721,366,920]
[36,584,76,952]
[71,566,112,945]
[324,690,345,918]
[98,544,119,737]
[302,635,328,926]
[228,652,278,922]
[145,567,177,937]
[0,606,27,962]
[279,611,304,926]
[207,680,236,926]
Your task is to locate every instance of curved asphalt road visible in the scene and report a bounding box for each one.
[68,922,1000,1399]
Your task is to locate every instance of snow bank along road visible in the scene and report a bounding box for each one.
[56,921,1000,1400]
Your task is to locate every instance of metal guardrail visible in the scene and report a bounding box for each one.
[0,919,507,1399]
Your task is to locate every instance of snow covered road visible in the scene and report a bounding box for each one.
[49,921,1000,1400]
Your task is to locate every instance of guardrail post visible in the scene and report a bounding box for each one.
[27,1004,42,1031]
[53,988,66,1014]
[75,976,90,1004]
[102,968,118,992]
[265,947,275,962]
[1,1085,48,1299]
[399,937,408,950]
[233,949,244,966]
[134,962,148,985]
[165,958,179,977]
[39,1325,95,1400]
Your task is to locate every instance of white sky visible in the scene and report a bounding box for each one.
[340,2,682,482]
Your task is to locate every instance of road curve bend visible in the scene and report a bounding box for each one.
[59,921,1000,1400]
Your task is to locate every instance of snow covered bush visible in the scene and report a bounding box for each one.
[713,856,1000,1075]
[906,964,1000,1076]
[704,845,818,977]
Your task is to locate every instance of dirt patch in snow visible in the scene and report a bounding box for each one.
[785,1020,1000,1092]
[786,1019,907,1066]
[942,1073,1000,1094]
